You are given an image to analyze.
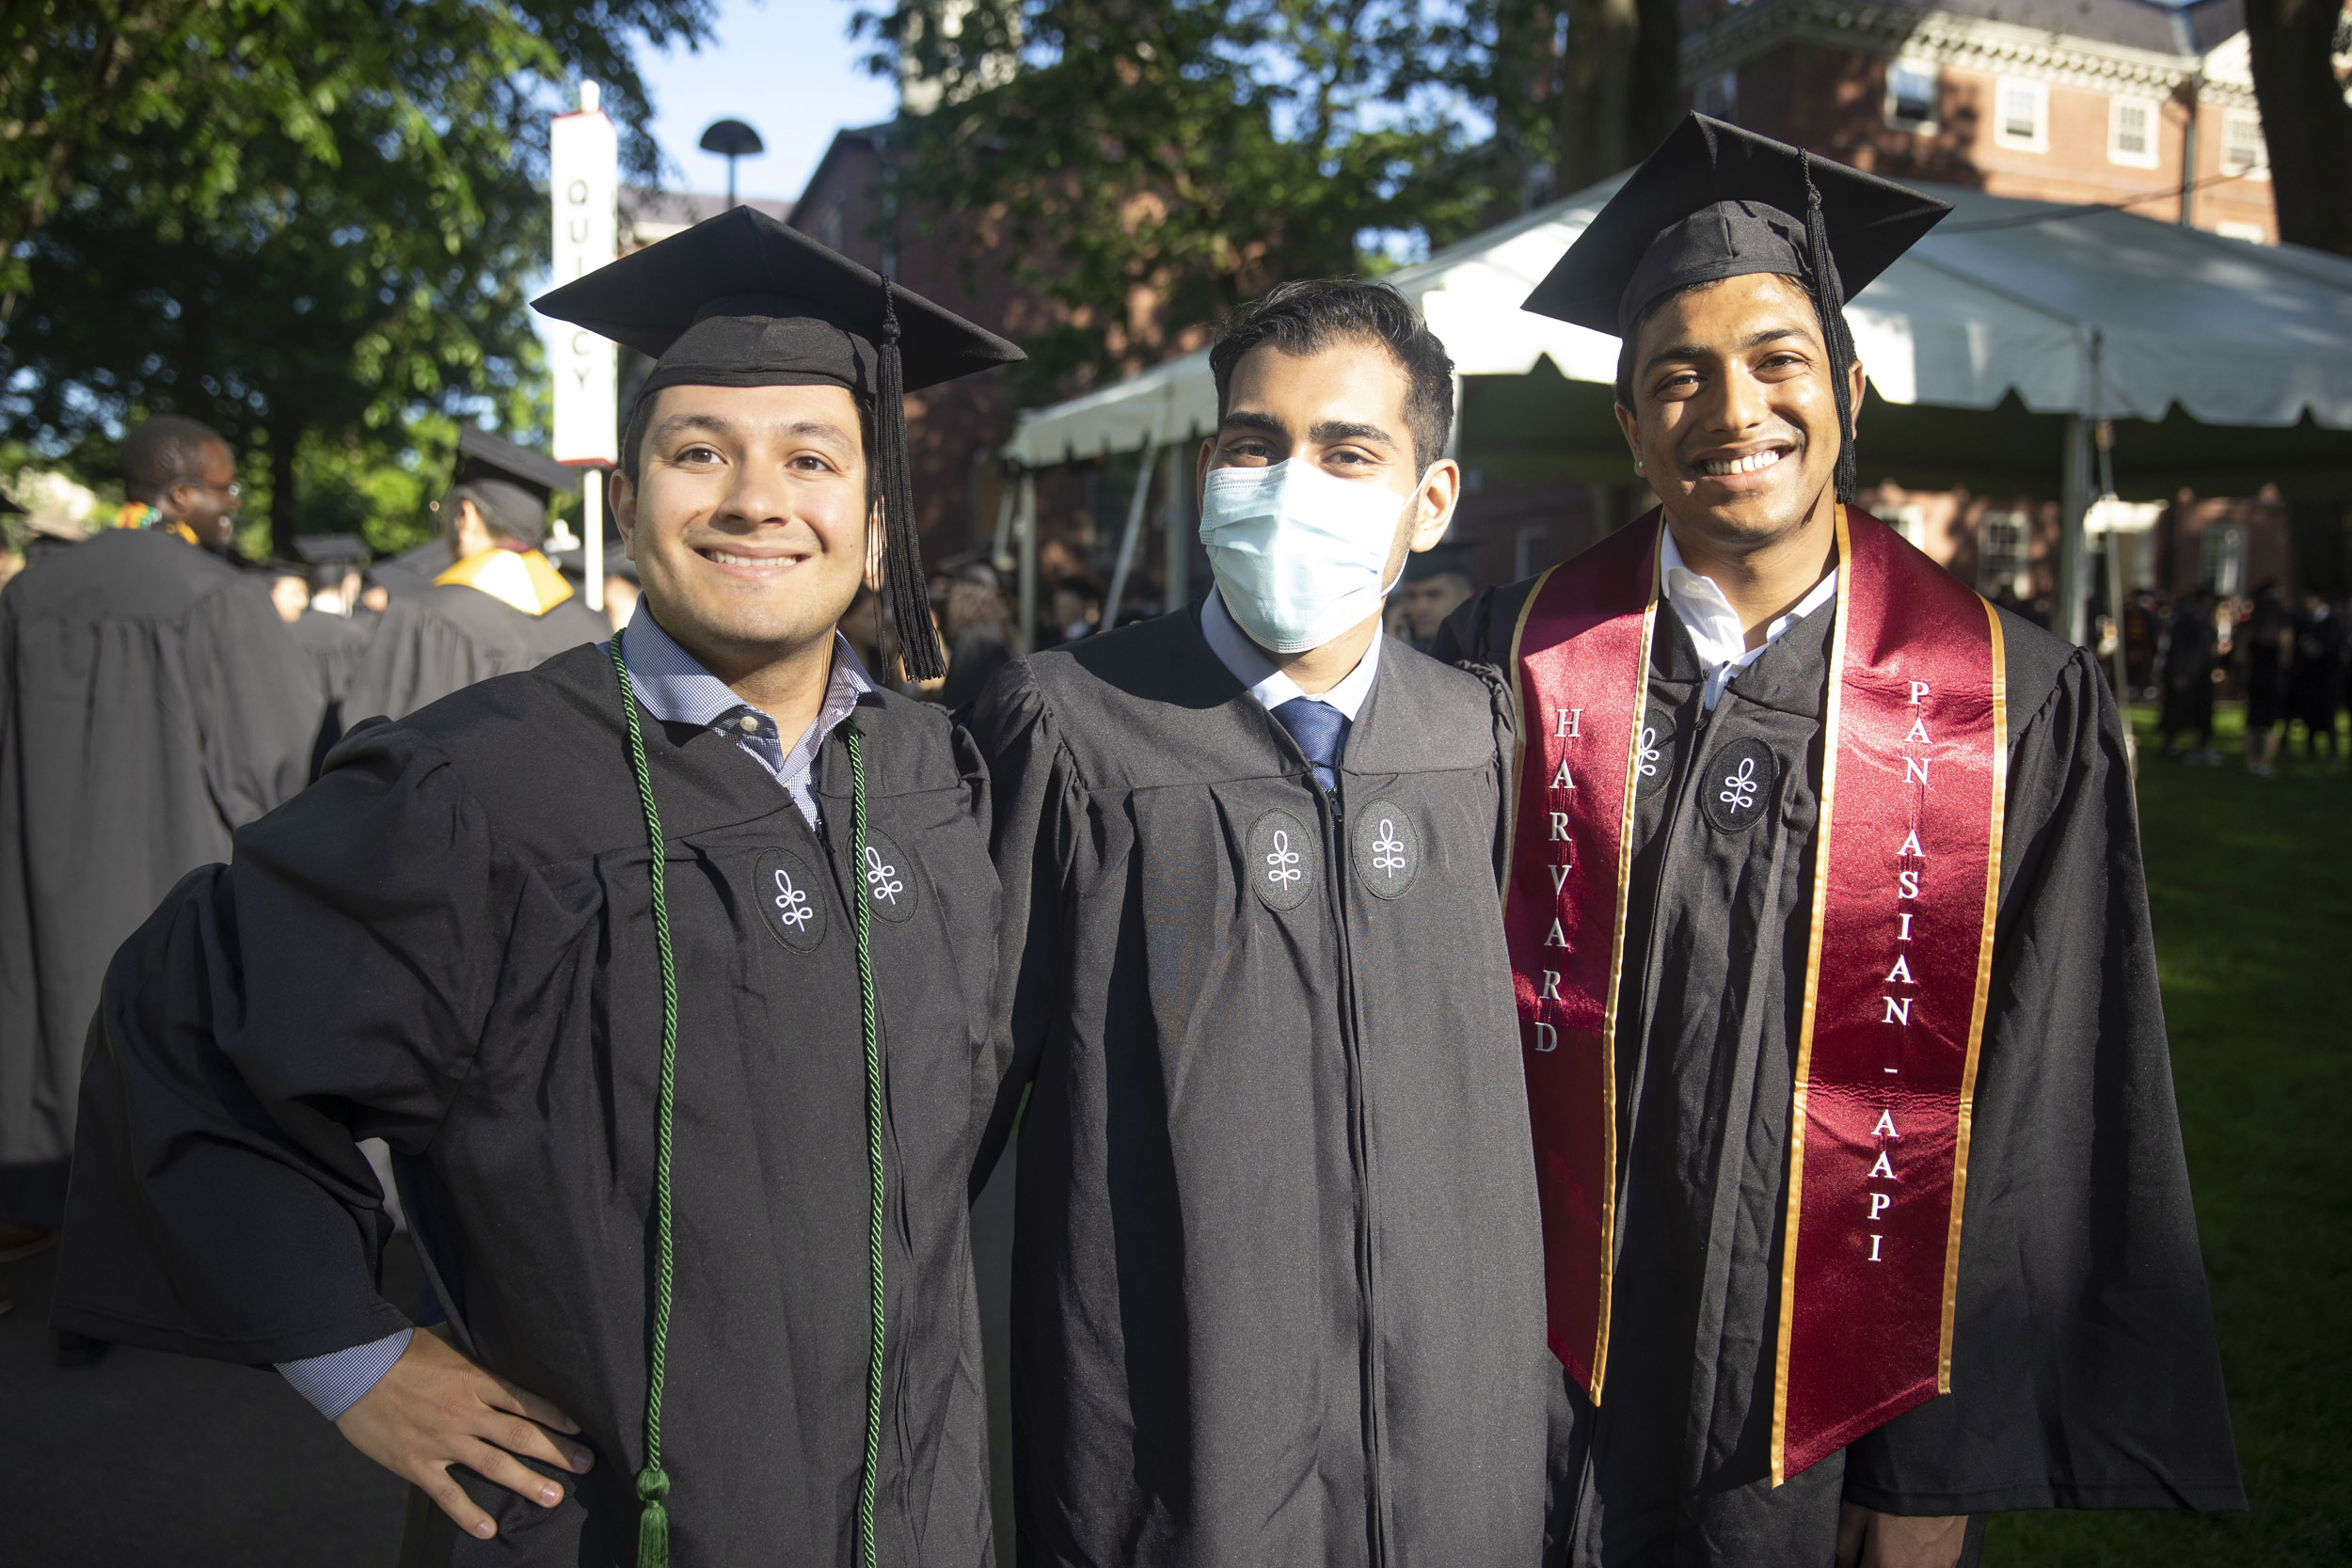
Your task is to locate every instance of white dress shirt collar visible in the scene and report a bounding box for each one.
[1199,584,1382,721]
[1660,524,1838,710]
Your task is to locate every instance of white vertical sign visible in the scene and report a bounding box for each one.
[550,82,618,465]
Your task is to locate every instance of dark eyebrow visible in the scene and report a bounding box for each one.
[1309,419,1396,449]
[1641,325,1815,376]
[1216,409,1285,438]
[648,412,857,449]
[1217,410,1397,449]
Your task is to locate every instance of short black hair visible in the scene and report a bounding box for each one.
[119,415,228,504]
[447,479,547,547]
[1210,280,1454,470]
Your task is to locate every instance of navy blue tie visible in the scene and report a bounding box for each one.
[1272,697,1350,796]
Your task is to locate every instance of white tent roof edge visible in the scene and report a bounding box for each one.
[1002,173,2352,467]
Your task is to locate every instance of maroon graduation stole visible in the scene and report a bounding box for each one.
[1502,505,2007,1483]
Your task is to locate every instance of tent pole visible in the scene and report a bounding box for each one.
[991,469,1018,575]
[2057,414,2093,646]
[1104,433,1163,629]
[1016,469,1039,655]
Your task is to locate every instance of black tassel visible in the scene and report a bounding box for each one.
[1800,151,1860,505]
[877,278,946,682]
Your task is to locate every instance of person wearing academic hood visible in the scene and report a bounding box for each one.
[0,414,321,1280]
[54,207,1024,1565]
[1434,115,2242,1566]
[341,429,613,729]
[967,277,1554,1566]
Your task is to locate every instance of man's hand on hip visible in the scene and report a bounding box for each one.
[1836,1504,1970,1568]
[333,1327,595,1540]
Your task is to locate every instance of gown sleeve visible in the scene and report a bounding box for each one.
[963,657,1085,1196]
[54,723,512,1365]
[187,581,328,828]
[1840,647,2245,1514]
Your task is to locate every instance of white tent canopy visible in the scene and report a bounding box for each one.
[1003,175,2352,467]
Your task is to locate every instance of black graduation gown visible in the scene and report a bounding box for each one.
[54,646,1005,1566]
[0,529,322,1176]
[343,579,609,726]
[290,607,376,702]
[370,537,454,602]
[968,607,1554,1568]
[1438,580,2243,1567]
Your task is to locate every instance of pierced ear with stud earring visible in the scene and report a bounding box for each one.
[1633,456,1645,472]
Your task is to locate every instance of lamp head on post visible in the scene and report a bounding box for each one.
[698,119,765,209]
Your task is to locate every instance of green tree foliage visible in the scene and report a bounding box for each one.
[859,0,1680,395]
[0,0,708,555]
[863,0,1500,395]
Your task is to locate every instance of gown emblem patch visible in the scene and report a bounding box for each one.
[1247,808,1317,911]
[753,848,828,952]
[1635,704,1678,800]
[859,831,918,924]
[1700,735,1781,833]
[1352,799,1421,899]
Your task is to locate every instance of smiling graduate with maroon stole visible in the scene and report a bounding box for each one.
[1438,117,2241,1568]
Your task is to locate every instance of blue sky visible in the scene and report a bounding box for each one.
[634,0,898,204]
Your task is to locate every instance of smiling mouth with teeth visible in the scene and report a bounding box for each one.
[700,547,802,567]
[1697,448,1790,478]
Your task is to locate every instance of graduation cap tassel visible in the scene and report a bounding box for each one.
[877,280,947,682]
[1800,151,1862,506]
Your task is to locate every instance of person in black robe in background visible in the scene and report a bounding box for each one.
[342,429,610,726]
[2156,588,2220,763]
[2289,590,2342,757]
[286,533,378,698]
[971,280,1553,1567]
[0,415,322,1264]
[56,211,1025,1564]
[1439,118,2239,1567]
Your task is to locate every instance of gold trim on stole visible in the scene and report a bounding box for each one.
[1772,505,1854,1486]
[1502,565,1560,883]
[1938,602,2008,1388]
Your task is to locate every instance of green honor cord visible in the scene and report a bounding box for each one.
[612,637,887,1568]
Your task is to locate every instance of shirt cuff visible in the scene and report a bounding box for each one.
[276,1326,414,1420]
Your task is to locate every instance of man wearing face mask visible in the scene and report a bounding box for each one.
[968,279,1553,1567]
[1438,118,2239,1566]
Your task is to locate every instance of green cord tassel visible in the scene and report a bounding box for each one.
[635,1465,672,1568]
[613,636,683,1568]
[612,637,887,1567]
[844,721,887,1568]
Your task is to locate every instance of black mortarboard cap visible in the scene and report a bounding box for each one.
[530,205,1025,679]
[292,532,370,567]
[1522,115,1948,502]
[1403,544,1476,584]
[447,427,576,547]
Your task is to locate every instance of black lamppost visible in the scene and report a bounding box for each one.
[698,119,765,208]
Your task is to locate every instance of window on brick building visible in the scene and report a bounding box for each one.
[1696,71,1738,121]
[2108,97,2159,168]
[1994,78,2047,151]
[2222,109,2268,179]
[1886,62,1939,130]
[2214,219,2267,244]
[1979,509,2031,599]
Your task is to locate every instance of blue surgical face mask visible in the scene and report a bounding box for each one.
[1199,459,1418,654]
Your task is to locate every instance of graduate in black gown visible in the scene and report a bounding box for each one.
[0,415,322,1239]
[287,533,379,703]
[1437,118,2239,1567]
[56,210,1024,1565]
[343,428,611,725]
[970,280,1554,1567]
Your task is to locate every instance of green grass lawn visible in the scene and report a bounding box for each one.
[1982,704,2351,1566]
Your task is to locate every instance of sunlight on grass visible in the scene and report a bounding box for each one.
[1981,705,2351,1565]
